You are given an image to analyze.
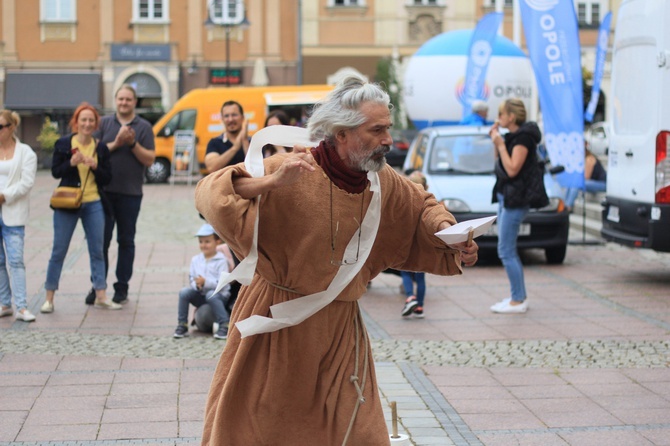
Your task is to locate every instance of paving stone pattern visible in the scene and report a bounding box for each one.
[1,172,669,446]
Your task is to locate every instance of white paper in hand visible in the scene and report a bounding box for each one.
[434,215,497,245]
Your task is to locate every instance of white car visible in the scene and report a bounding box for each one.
[585,121,610,156]
[403,125,570,264]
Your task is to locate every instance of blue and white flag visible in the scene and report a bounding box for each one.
[461,12,503,119]
[520,0,584,189]
[584,11,612,123]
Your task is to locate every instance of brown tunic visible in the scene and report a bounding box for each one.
[195,154,462,446]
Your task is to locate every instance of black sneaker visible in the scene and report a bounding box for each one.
[413,306,425,319]
[401,296,418,317]
[213,326,228,340]
[112,290,128,304]
[85,288,96,305]
[173,325,189,338]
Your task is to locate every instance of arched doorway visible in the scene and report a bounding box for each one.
[124,72,164,124]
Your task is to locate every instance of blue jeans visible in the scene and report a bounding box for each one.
[103,192,142,294]
[496,193,529,303]
[401,271,426,307]
[0,213,27,311]
[45,201,107,291]
[177,286,230,326]
[565,180,607,208]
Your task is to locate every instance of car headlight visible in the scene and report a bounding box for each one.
[441,199,471,212]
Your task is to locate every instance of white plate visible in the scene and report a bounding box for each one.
[434,215,498,244]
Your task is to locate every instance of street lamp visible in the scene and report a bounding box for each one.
[205,1,250,87]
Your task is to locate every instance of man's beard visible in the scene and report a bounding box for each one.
[348,144,390,172]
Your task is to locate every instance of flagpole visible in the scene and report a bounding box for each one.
[569,188,605,246]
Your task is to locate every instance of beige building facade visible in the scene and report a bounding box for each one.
[1,0,618,150]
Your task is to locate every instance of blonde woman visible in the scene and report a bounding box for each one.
[0,109,37,322]
[489,98,547,314]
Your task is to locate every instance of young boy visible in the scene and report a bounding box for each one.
[173,223,231,339]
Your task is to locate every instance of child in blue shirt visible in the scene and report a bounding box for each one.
[173,224,231,339]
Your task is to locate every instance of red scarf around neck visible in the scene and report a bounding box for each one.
[311,141,368,194]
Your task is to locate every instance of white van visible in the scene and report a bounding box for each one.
[601,0,670,252]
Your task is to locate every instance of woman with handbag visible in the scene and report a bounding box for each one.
[41,103,121,313]
[0,109,38,322]
[489,98,548,314]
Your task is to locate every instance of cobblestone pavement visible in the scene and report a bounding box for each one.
[2,331,669,368]
[1,172,669,446]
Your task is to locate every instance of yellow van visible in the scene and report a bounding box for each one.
[146,84,334,183]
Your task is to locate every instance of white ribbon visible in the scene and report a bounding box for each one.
[213,125,381,338]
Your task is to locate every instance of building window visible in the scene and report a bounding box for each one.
[482,0,513,6]
[133,0,169,22]
[577,1,604,27]
[577,3,587,23]
[412,0,439,5]
[209,0,245,24]
[331,0,364,6]
[41,0,76,22]
[591,3,600,23]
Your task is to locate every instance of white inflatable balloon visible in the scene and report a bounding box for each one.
[404,30,536,129]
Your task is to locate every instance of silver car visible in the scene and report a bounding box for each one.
[403,125,570,264]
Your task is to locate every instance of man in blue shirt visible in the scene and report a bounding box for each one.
[460,100,489,126]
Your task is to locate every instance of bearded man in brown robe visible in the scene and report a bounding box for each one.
[195,76,479,446]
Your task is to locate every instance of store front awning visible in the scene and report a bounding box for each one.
[4,72,101,110]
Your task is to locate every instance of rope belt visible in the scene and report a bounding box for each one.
[342,305,369,446]
[269,282,303,294]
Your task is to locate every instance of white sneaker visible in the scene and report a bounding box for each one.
[212,322,219,334]
[15,309,36,322]
[489,298,509,312]
[0,306,13,317]
[490,299,528,314]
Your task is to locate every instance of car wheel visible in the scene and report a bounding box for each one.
[145,158,171,184]
[545,245,567,264]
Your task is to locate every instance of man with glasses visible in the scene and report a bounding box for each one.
[204,100,249,173]
[195,76,479,445]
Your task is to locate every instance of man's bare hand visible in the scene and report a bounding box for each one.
[114,125,135,148]
[235,119,248,146]
[447,240,479,267]
[272,151,316,188]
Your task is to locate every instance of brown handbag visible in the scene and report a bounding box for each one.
[50,169,91,209]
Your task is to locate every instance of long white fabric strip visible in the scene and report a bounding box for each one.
[212,125,381,338]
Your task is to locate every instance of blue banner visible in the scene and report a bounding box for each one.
[584,11,612,123]
[520,0,584,189]
[461,12,503,119]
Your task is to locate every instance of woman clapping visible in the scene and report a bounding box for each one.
[42,103,121,313]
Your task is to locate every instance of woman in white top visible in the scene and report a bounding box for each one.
[0,109,37,322]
